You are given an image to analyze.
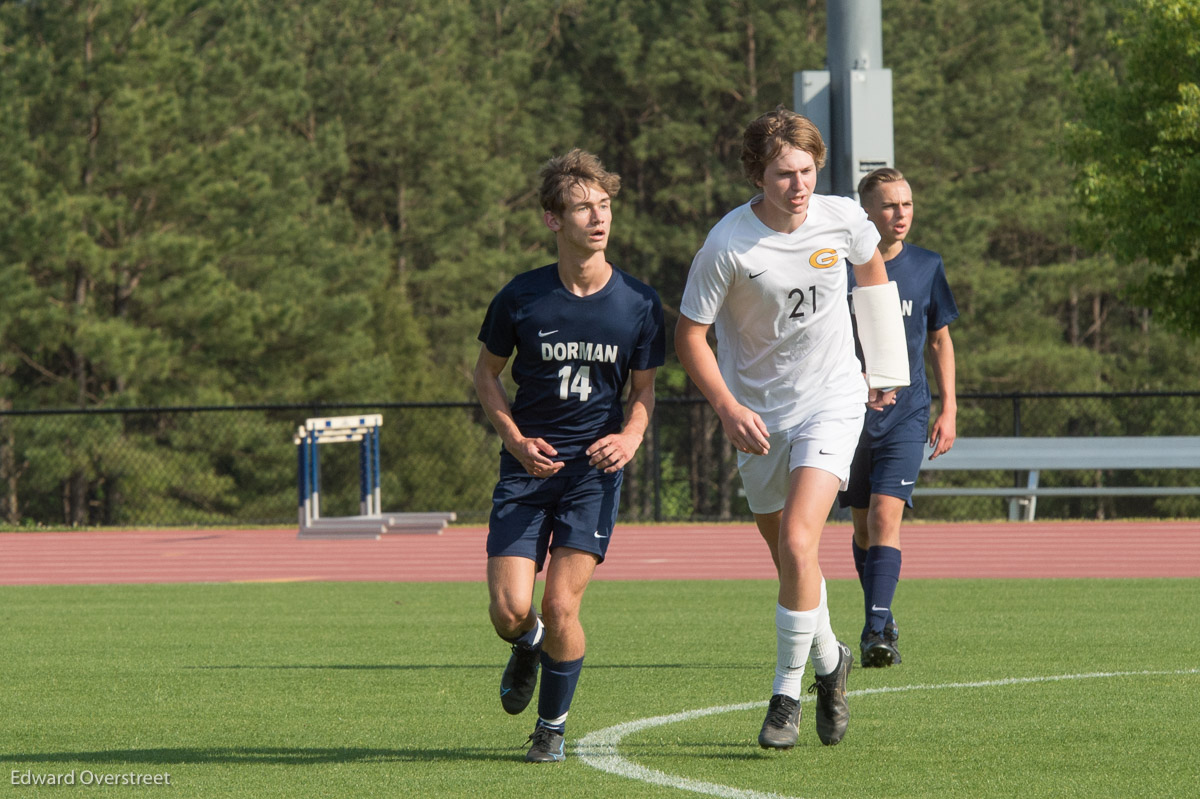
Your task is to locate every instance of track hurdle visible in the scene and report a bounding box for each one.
[295,415,456,539]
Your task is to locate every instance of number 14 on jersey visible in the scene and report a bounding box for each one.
[557,365,593,401]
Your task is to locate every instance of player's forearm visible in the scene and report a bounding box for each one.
[675,323,740,418]
[473,365,524,449]
[620,381,655,444]
[928,333,957,413]
[851,250,889,287]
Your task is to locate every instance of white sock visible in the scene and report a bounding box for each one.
[530,616,545,648]
[809,579,841,676]
[773,603,820,699]
[539,712,568,730]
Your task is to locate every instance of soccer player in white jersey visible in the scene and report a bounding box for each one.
[676,108,904,750]
[475,149,666,763]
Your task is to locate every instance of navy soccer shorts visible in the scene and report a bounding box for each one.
[839,435,926,509]
[486,467,623,571]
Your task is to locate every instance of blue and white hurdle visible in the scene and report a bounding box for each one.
[295,415,455,539]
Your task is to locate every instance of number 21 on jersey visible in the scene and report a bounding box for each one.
[557,365,593,401]
[789,285,817,319]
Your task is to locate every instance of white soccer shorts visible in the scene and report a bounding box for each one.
[736,406,865,514]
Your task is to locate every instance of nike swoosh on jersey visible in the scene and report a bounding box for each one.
[538,329,559,337]
[749,270,767,279]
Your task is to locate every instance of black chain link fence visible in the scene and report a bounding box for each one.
[1,392,1197,527]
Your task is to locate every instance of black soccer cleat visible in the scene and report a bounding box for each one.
[808,641,852,745]
[758,693,801,750]
[860,630,900,668]
[525,724,566,763]
[500,642,540,715]
[883,622,902,664]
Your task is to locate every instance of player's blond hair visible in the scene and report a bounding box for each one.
[857,167,907,201]
[740,107,826,185]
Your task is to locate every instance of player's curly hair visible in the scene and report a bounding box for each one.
[740,106,826,186]
[538,149,621,215]
[857,166,906,201]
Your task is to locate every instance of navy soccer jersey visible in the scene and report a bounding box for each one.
[848,243,958,442]
[478,263,666,474]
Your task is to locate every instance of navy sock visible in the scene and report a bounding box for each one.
[851,538,868,586]
[537,653,584,724]
[863,546,901,635]
[852,539,870,639]
[502,618,543,649]
[515,623,542,649]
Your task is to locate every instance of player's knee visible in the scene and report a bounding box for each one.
[777,549,819,582]
[538,594,581,633]
[489,599,531,637]
[867,502,904,545]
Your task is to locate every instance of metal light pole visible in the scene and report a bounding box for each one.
[795,0,894,198]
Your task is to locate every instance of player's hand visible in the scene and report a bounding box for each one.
[718,404,770,456]
[506,437,565,477]
[928,414,956,459]
[867,387,898,411]
[587,432,641,474]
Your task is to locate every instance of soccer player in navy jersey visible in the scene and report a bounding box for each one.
[473,149,666,763]
[839,167,959,667]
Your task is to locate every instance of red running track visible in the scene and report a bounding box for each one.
[1,520,1197,586]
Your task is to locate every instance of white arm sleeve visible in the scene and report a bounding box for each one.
[851,281,911,390]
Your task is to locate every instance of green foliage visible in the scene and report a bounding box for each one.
[1,1,1198,525]
[287,0,579,391]
[0,1,399,410]
[1067,0,1200,336]
[881,0,1200,395]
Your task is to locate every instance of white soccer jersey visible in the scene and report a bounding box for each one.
[680,194,881,431]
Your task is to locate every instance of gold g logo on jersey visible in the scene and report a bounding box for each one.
[809,248,839,269]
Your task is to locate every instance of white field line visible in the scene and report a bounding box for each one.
[576,668,1200,799]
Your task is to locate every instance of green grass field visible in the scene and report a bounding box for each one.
[2,578,1197,798]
